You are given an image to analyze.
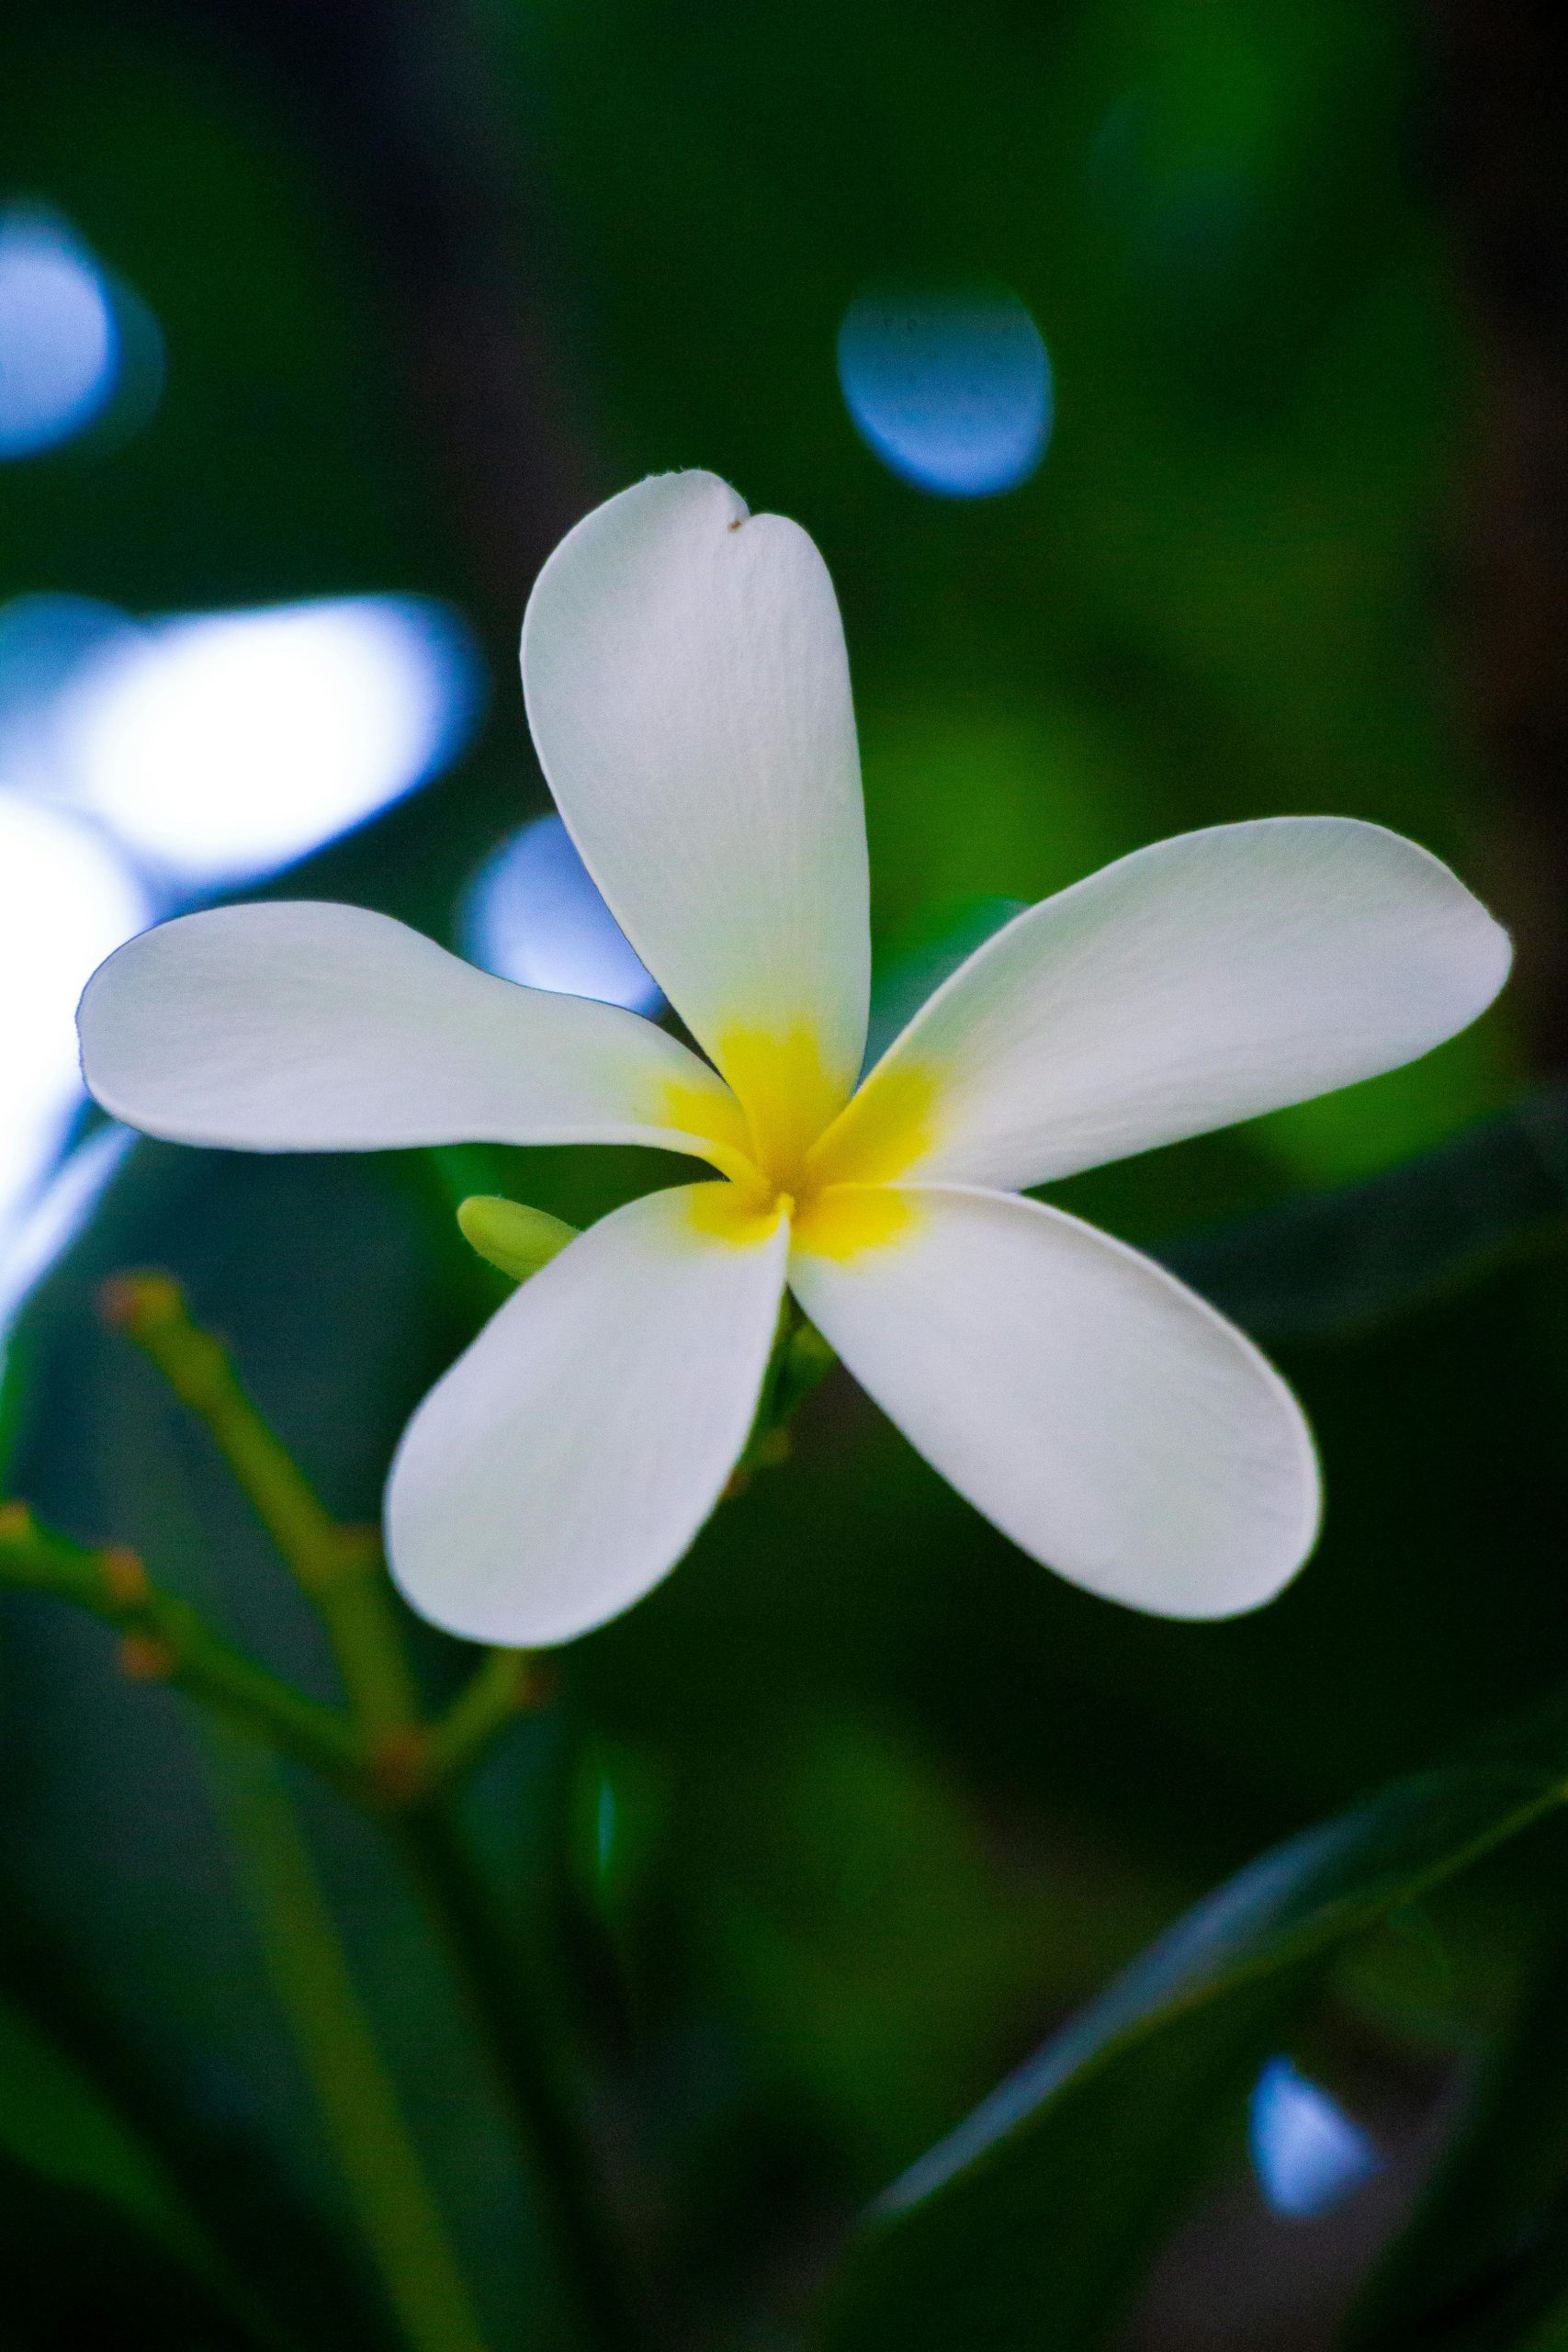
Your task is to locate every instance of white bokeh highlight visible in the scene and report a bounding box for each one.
[0,796,148,1241]
[0,1125,133,1344]
[459,814,660,1012]
[56,597,480,885]
[0,585,481,1324]
[0,209,118,459]
[0,594,132,797]
[837,283,1053,497]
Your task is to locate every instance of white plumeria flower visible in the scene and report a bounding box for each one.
[77,472,1511,1645]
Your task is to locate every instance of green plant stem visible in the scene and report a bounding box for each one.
[426,1647,545,1786]
[396,1800,658,2352]
[0,1505,359,1791]
[211,1735,495,2352]
[23,1272,700,2347]
[104,1272,420,1738]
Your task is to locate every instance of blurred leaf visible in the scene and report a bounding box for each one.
[864,894,1025,1065]
[857,697,1152,953]
[0,1985,243,2311]
[1347,1919,1568,2351]
[0,1868,389,2352]
[1162,1081,1568,1342]
[828,1982,1296,2352]
[816,1687,1568,2352]
[696,1717,1064,2177]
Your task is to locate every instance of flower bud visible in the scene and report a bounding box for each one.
[457,1195,579,1283]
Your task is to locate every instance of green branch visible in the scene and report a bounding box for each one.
[396,1802,659,2352]
[211,1733,496,2352]
[0,1503,358,1791]
[9,1272,672,2349]
[425,1648,549,1787]
[103,1272,421,1739]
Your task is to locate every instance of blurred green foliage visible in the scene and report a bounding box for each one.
[3,2,1566,2348]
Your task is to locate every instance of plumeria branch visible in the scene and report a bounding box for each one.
[95,1268,565,1798]
[0,1216,838,2352]
[394,1801,660,2352]
[3,1272,656,2352]
[0,1501,362,1791]
[102,1271,423,1742]
[2,1244,833,2352]
[0,1507,502,2352]
[728,1298,837,1493]
[424,1643,554,1787]
[210,1731,498,2352]
[0,1498,540,1815]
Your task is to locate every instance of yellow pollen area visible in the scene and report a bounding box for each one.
[687,1182,795,1247]
[791,1183,919,1261]
[654,1024,942,1263]
[652,1072,759,1191]
[720,1025,852,1184]
[805,1057,939,1191]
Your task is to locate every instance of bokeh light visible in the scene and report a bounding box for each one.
[0,794,148,1243]
[459,814,660,1012]
[20,594,481,887]
[1247,2057,1381,2220]
[0,207,120,458]
[0,1124,131,1341]
[0,593,133,794]
[836,282,1052,497]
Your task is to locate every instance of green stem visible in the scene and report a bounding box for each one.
[211,1734,495,2352]
[23,1268,702,2346]
[103,1273,421,1738]
[0,1505,359,1792]
[395,1801,659,2352]
[426,1648,546,1787]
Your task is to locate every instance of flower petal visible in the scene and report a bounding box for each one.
[386,1182,789,1644]
[78,900,747,1158]
[823,818,1511,1191]
[789,1183,1319,1618]
[522,472,871,1144]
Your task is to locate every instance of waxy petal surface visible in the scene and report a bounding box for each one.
[79,901,743,1157]
[789,1184,1320,1619]
[522,471,870,1147]
[386,1182,789,1645]
[833,818,1511,1192]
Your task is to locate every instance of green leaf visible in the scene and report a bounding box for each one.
[1347,1911,1568,2350]
[1522,2294,1568,2352]
[0,1988,231,2292]
[1162,1082,1568,1343]
[817,1691,1568,2352]
[865,897,1027,1066]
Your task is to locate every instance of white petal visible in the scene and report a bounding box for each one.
[789,1184,1319,1619]
[522,472,870,1142]
[828,818,1511,1191]
[386,1182,788,1644]
[78,900,745,1158]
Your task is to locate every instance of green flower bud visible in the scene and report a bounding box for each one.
[457,1196,579,1283]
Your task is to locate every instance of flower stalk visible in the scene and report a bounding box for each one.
[5,1279,658,2352]
[102,1272,420,1739]
[725,1297,837,1494]
[395,1800,661,2352]
[211,1732,496,2352]
[424,1645,550,1786]
[0,1502,360,1790]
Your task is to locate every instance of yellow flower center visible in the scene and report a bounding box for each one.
[660,1025,938,1261]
